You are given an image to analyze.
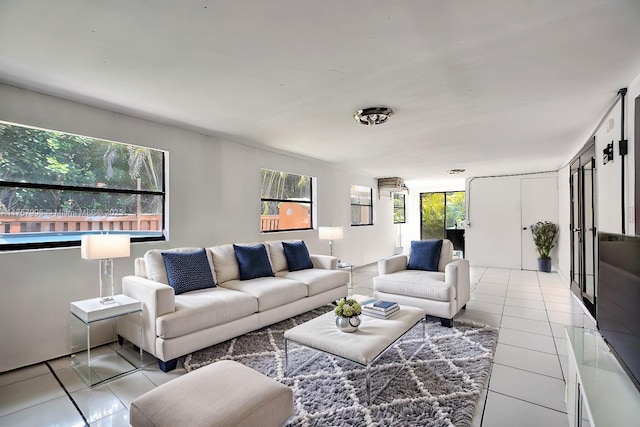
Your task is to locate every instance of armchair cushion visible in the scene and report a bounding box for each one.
[282,241,313,271]
[162,249,216,295]
[407,240,443,272]
[233,244,274,280]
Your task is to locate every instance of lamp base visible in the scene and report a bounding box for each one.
[99,259,115,304]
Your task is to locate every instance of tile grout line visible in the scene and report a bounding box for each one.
[488,390,569,416]
[45,362,89,427]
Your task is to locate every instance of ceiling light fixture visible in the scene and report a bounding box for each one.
[448,169,466,175]
[354,106,394,126]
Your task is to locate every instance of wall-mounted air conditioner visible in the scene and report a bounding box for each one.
[377,177,408,192]
[377,177,409,199]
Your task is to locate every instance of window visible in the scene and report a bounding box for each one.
[351,185,373,225]
[393,193,406,224]
[260,169,313,232]
[0,121,166,250]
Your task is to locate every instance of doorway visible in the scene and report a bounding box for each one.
[521,177,559,270]
[420,191,466,255]
[570,140,597,317]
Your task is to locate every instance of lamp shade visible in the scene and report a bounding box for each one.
[81,234,131,260]
[318,226,344,240]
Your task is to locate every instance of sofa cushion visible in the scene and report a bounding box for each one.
[233,244,275,280]
[407,240,443,272]
[162,249,216,295]
[438,239,454,271]
[209,244,240,284]
[220,277,307,311]
[156,287,258,339]
[265,241,288,273]
[373,270,454,302]
[144,247,213,285]
[278,268,349,296]
[282,241,313,271]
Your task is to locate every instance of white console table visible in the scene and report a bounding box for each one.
[565,326,640,426]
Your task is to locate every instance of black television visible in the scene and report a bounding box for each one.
[597,232,640,391]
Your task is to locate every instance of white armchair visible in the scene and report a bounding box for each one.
[373,239,470,327]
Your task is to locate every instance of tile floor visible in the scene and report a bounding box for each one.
[0,265,589,426]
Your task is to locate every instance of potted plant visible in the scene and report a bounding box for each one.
[334,298,362,333]
[531,221,559,272]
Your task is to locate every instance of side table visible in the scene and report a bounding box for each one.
[70,294,143,387]
[338,261,354,292]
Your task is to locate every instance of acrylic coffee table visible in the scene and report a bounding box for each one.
[284,305,427,405]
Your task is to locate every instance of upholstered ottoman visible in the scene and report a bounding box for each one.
[130,360,294,427]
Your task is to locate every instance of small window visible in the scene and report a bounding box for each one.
[350,185,373,226]
[0,120,166,250]
[393,193,406,224]
[260,169,313,232]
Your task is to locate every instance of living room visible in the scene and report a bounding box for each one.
[2,2,640,426]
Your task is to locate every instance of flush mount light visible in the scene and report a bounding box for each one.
[354,106,394,126]
[448,169,466,175]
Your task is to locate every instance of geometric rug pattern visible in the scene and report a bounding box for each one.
[183,307,498,427]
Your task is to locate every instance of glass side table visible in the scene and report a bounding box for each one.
[338,262,354,292]
[70,294,143,387]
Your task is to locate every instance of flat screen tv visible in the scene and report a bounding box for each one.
[597,232,640,391]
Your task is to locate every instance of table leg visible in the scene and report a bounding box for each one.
[366,365,371,405]
[284,339,289,375]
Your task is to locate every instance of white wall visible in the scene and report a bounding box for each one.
[596,101,623,233]
[0,84,396,372]
[464,172,558,270]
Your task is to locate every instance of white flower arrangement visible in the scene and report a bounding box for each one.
[334,298,362,318]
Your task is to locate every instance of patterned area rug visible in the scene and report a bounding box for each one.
[183,307,498,427]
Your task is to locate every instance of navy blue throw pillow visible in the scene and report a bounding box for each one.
[162,249,216,295]
[407,240,443,272]
[282,241,314,272]
[233,244,274,280]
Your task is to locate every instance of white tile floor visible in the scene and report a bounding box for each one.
[0,265,586,426]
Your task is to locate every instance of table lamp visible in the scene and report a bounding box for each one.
[81,234,131,304]
[318,226,343,257]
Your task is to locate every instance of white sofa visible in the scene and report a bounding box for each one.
[117,241,349,371]
[373,239,470,327]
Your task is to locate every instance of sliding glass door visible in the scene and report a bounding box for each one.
[420,191,466,255]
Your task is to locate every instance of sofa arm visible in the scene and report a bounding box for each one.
[120,275,176,356]
[310,254,338,270]
[445,258,471,309]
[378,254,408,275]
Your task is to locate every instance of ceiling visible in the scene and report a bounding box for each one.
[1,0,640,187]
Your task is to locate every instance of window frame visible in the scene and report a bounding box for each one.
[393,193,406,224]
[350,185,374,226]
[260,169,314,233]
[0,121,167,251]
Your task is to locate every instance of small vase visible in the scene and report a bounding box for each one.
[336,315,361,333]
[538,258,552,273]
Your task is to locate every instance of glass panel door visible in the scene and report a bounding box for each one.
[420,191,466,255]
[569,141,596,317]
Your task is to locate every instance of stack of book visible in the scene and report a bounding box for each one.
[362,300,399,319]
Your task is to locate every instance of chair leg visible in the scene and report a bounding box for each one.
[158,358,178,372]
[440,317,454,328]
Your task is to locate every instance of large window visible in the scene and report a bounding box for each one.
[393,193,406,224]
[351,185,373,226]
[0,121,166,250]
[260,169,313,232]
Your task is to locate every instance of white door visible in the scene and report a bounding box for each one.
[521,177,559,270]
